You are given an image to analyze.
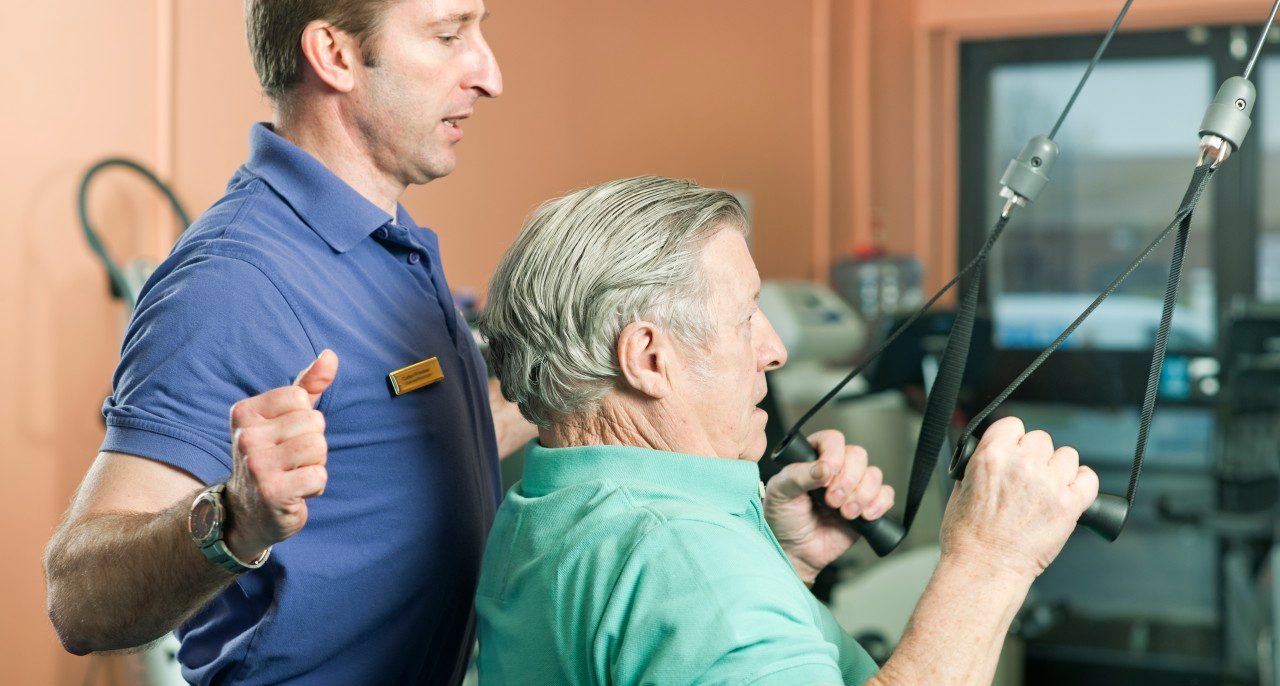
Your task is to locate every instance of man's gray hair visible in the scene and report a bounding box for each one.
[480,176,748,428]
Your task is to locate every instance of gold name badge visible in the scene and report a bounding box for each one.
[388,357,445,396]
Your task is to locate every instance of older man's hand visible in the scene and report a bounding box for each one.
[763,430,895,586]
[941,416,1098,582]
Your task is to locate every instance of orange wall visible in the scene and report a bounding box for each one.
[416,1,826,290]
[2,1,164,683]
[2,0,1260,683]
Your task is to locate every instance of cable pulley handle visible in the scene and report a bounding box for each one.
[772,437,906,557]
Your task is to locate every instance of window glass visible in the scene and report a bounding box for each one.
[1258,57,1280,301]
[987,58,1216,350]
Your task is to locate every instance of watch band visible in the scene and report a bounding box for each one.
[195,483,271,574]
[200,536,271,574]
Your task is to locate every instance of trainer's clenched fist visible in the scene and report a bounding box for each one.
[222,350,338,561]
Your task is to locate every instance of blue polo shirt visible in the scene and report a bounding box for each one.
[101,123,501,685]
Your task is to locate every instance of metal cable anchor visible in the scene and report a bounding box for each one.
[1198,76,1256,169]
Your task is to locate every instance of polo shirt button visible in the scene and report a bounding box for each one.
[374,226,389,240]
[408,251,421,265]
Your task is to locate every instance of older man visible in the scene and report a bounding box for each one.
[476,176,1099,685]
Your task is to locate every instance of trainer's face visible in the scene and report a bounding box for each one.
[354,0,503,184]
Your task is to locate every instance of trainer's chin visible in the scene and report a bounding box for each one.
[415,148,457,183]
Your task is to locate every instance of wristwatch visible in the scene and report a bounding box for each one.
[189,483,271,574]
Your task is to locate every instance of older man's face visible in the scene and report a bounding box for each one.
[676,229,787,461]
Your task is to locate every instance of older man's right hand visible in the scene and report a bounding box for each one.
[222,350,339,562]
[940,416,1099,582]
[765,430,895,585]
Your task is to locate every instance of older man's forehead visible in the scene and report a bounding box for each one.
[745,265,761,296]
[714,232,762,309]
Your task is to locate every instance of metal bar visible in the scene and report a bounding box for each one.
[1243,0,1280,79]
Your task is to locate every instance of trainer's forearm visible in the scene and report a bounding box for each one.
[867,554,1031,686]
[44,488,236,655]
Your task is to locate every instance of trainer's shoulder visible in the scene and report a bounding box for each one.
[173,172,325,272]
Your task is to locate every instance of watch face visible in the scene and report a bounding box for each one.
[190,496,220,544]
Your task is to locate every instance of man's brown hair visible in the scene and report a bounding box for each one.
[245,0,395,104]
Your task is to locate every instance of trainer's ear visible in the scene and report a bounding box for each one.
[616,321,675,400]
[298,20,362,94]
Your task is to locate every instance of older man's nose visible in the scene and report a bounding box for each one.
[759,314,787,371]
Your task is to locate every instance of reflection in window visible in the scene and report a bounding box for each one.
[986,58,1216,350]
[1259,57,1280,301]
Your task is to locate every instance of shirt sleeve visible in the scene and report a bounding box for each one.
[817,598,881,685]
[598,517,875,686]
[100,251,317,485]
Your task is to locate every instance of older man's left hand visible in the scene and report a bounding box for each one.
[763,430,895,586]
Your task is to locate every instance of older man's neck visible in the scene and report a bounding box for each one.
[541,402,718,458]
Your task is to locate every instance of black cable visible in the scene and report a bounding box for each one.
[1049,0,1136,141]
[78,158,192,307]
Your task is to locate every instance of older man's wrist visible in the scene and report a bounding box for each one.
[937,548,1036,590]
[784,552,821,587]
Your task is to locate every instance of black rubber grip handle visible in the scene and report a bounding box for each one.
[772,438,906,557]
[1078,492,1129,541]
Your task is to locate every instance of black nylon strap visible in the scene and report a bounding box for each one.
[900,215,1009,529]
[948,165,1216,496]
[1124,166,1211,502]
[771,237,999,459]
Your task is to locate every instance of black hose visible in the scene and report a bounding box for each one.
[77,158,192,308]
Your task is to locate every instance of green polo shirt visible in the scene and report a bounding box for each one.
[476,442,879,685]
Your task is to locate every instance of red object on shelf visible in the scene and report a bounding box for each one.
[851,243,887,260]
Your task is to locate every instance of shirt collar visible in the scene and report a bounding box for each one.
[244,123,401,253]
[521,441,763,515]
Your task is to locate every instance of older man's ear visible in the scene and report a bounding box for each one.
[615,320,676,400]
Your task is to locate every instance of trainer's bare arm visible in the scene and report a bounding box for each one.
[44,352,339,654]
